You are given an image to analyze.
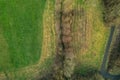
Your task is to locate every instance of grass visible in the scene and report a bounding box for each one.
[40,0,55,63]
[0,0,55,79]
[0,0,46,71]
[0,0,114,79]
[73,0,110,75]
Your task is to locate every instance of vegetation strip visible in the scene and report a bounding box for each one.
[53,0,75,79]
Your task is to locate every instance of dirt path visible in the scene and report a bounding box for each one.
[100,26,120,80]
[107,27,120,74]
[100,26,115,73]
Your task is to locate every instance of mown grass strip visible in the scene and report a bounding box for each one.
[0,0,46,71]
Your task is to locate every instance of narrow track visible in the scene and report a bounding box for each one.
[100,26,120,80]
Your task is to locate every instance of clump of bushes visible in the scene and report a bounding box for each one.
[103,0,120,26]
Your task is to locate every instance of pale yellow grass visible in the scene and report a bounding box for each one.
[40,0,55,63]
[74,0,110,72]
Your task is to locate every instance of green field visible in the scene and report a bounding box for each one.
[0,0,46,71]
[0,0,116,80]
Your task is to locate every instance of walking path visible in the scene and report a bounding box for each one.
[100,26,120,80]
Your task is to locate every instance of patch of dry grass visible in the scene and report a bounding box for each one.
[73,0,110,75]
[40,0,55,63]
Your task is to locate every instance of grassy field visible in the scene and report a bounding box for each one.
[0,0,55,80]
[0,0,114,80]
[0,0,46,71]
[73,0,110,76]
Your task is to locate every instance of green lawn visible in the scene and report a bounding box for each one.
[0,0,46,71]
